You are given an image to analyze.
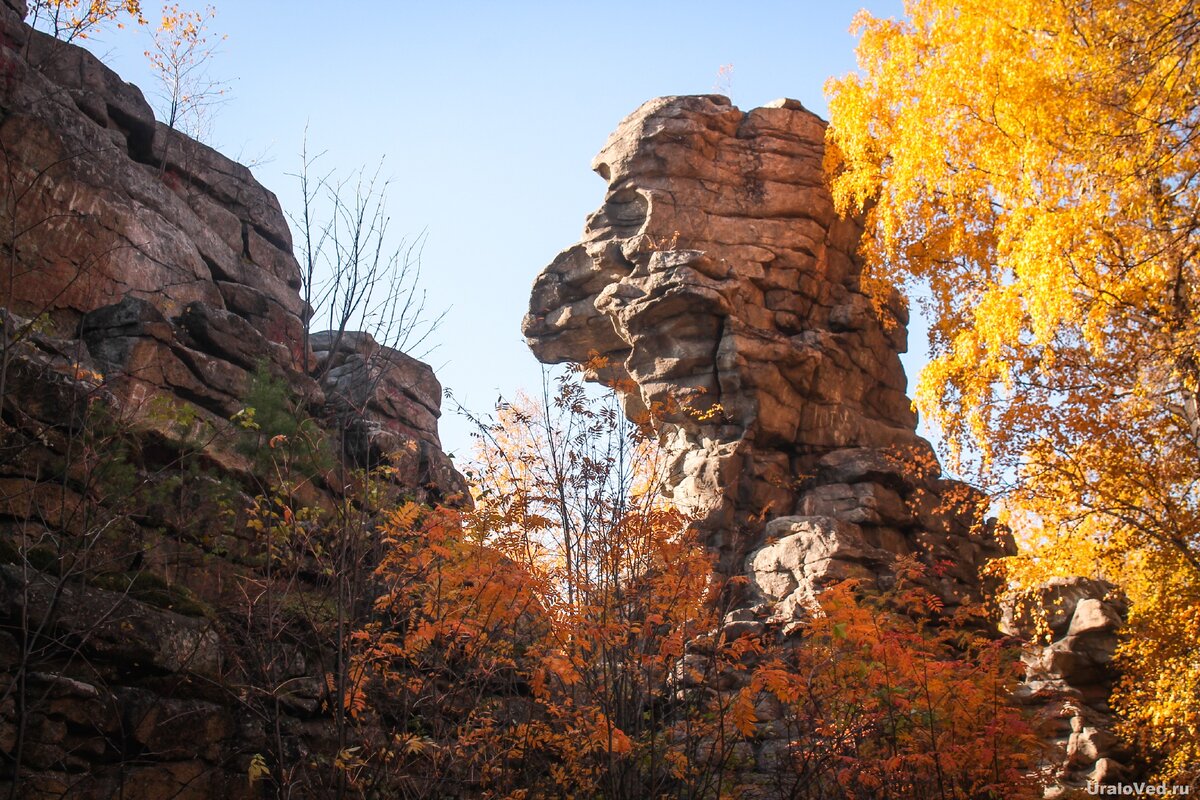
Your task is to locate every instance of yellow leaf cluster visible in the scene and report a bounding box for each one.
[28,0,144,41]
[827,0,1200,777]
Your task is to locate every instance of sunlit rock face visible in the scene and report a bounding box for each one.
[1004,578,1133,794]
[525,94,1006,609]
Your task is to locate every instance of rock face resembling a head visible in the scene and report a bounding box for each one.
[525,95,1000,601]
[526,95,914,444]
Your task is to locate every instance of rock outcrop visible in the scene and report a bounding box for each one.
[1006,578,1132,794]
[525,94,1124,794]
[0,4,463,797]
[525,95,1005,609]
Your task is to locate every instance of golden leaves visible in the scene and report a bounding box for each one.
[827,0,1200,778]
[730,687,758,738]
[247,753,270,787]
[29,0,145,42]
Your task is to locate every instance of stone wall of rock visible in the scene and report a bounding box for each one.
[0,4,463,797]
[525,94,1124,794]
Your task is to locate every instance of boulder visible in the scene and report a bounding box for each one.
[747,515,883,618]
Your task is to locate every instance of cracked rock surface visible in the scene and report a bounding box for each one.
[525,95,1006,606]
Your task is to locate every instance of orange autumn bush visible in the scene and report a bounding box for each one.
[458,367,740,797]
[336,369,747,797]
[746,564,1043,799]
[336,368,1041,799]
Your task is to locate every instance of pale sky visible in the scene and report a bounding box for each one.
[78,1,914,459]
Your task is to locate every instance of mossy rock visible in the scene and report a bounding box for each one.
[280,587,339,628]
[90,570,214,618]
[0,538,65,575]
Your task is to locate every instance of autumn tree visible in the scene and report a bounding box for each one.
[27,0,143,43]
[456,366,739,798]
[28,1,228,140]
[325,366,743,797]
[313,361,1047,798]
[145,2,227,139]
[826,0,1200,780]
[749,567,1042,800]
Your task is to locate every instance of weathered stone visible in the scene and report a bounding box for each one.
[816,443,938,486]
[311,329,467,503]
[797,481,911,526]
[748,515,884,618]
[1068,597,1123,637]
[1067,724,1118,766]
[115,760,224,800]
[118,689,233,761]
[177,300,273,371]
[1006,578,1128,791]
[526,94,1125,795]
[1002,576,1118,638]
[524,95,1002,611]
[0,565,221,677]
[0,10,466,793]
[721,619,764,640]
[0,311,108,430]
[1090,757,1126,785]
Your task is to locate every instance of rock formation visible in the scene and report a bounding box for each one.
[0,0,1134,788]
[525,94,1126,794]
[1006,578,1132,794]
[0,3,462,796]
[525,94,1004,609]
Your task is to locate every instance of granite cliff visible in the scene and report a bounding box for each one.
[0,1,463,796]
[525,94,1130,794]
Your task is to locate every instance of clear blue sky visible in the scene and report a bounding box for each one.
[88,1,914,459]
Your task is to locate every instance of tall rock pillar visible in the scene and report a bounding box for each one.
[525,95,1008,611]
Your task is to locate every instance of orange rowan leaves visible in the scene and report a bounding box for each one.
[731,687,758,738]
[755,666,802,705]
[744,579,1041,798]
[335,369,1043,796]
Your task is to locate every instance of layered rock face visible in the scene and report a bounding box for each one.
[525,95,1005,610]
[0,4,462,796]
[525,95,1123,793]
[1006,578,1132,794]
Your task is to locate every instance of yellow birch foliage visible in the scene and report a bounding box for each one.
[826,0,1200,778]
[27,0,143,42]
